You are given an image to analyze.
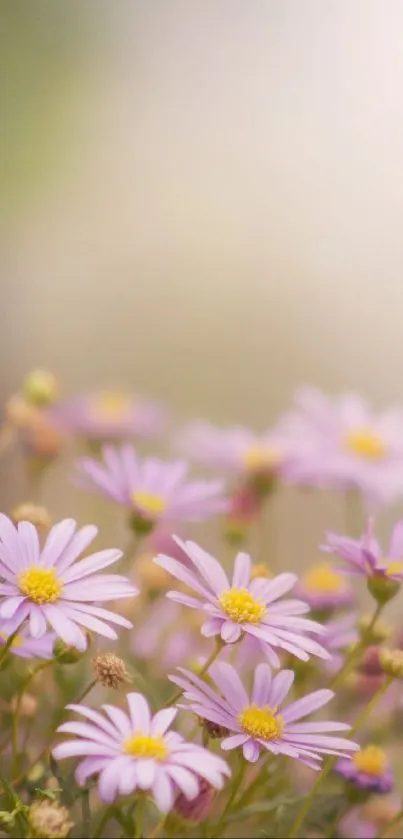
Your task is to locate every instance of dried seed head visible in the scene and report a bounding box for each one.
[28,800,73,839]
[92,653,130,689]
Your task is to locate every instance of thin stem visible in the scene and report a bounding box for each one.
[80,788,91,839]
[134,794,145,839]
[12,659,54,775]
[378,807,403,839]
[328,602,382,690]
[0,628,22,669]
[209,759,247,838]
[73,678,97,705]
[93,805,114,839]
[149,816,166,839]
[233,754,272,812]
[286,675,394,839]
[166,641,224,707]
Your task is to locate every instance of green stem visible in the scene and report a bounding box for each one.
[209,759,247,838]
[328,602,382,690]
[148,816,166,839]
[134,794,145,839]
[73,678,97,704]
[166,640,223,707]
[286,675,394,839]
[0,628,23,670]
[233,755,272,812]
[378,807,403,839]
[11,659,54,775]
[80,788,91,839]
[93,805,114,839]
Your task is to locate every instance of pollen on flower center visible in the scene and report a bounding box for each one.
[132,490,166,516]
[242,445,280,472]
[18,566,62,605]
[123,732,168,761]
[93,391,131,420]
[352,746,387,777]
[384,560,403,576]
[219,588,266,623]
[302,563,344,593]
[345,429,386,460]
[238,704,283,740]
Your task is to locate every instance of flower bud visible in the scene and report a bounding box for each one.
[22,369,59,407]
[11,503,52,531]
[367,574,401,606]
[92,653,130,689]
[53,638,87,664]
[28,800,73,839]
[174,779,216,822]
[358,646,384,676]
[379,649,403,680]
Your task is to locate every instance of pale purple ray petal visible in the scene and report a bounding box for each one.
[43,604,87,650]
[268,670,294,708]
[0,584,18,594]
[253,574,297,604]
[75,757,109,786]
[251,663,272,706]
[152,769,174,813]
[0,514,24,564]
[165,765,199,800]
[209,662,249,711]
[55,525,99,575]
[0,556,20,581]
[29,605,47,638]
[266,600,310,615]
[65,602,133,628]
[282,690,334,724]
[172,751,229,783]
[53,741,115,759]
[167,591,204,610]
[285,722,351,734]
[171,670,235,716]
[151,709,177,737]
[60,606,118,640]
[283,734,358,751]
[62,550,123,583]
[17,522,41,567]
[118,763,138,795]
[120,444,140,487]
[102,705,132,738]
[57,722,119,749]
[66,705,123,740]
[243,740,260,762]
[220,622,242,643]
[221,734,248,750]
[136,759,156,789]
[99,757,128,802]
[127,693,151,733]
[201,617,223,637]
[155,555,216,601]
[0,596,27,619]
[232,553,251,588]
[176,703,235,731]
[174,538,229,595]
[40,520,77,568]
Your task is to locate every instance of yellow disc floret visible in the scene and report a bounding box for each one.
[352,745,387,777]
[302,563,344,593]
[219,588,266,624]
[345,429,386,460]
[238,704,283,740]
[132,491,166,517]
[19,567,62,604]
[123,733,168,761]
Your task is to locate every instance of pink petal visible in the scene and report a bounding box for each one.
[282,690,334,724]
[43,604,87,651]
[62,550,123,583]
[127,693,151,732]
[41,520,77,568]
[55,525,98,574]
[232,553,251,588]
[136,759,156,789]
[152,768,174,813]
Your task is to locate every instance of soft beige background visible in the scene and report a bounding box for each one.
[2,0,403,570]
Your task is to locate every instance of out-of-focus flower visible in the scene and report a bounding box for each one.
[296,562,354,612]
[28,799,73,839]
[323,520,403,582]
[0,617,55,659]
[22,369,59,408]
[52,693,230,812]
[0,514,136,651]
[48,389,165,442]
[5,395,65,459]
[11,503,52,531]
[280,387,403,508]
[76,446,228,535]
[336,745,393,794]
[155,539,328,667]
[171,661,358,766]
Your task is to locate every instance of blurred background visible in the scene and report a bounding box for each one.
[2,0,403,567]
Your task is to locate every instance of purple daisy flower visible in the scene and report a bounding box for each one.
[280,387,403,508]
[0,616,55,659]
[47,389,165,441]
[52,693,230,812]
[170,661,358,767]
[322,519,403,581]
[155,539,329,667]
[296,562,354,612]
[0,514,137,651]
[76,445,228,533]
[176,421,289,478]
[336,745,394,794]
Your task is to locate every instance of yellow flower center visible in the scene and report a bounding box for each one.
[238,704,283,740]
[92,391,131,420]
[219,588,266,623]
[123,733,168,761]
[345,429,386,460]
[302,563,344,593]
[250,564,272,580]
[242,445,281,473]
[132,490,166,517]
[385,560,403,577]
[18,566,62,605]
[352,745,387,777]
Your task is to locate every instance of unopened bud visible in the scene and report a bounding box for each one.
[367,574,401,606]
[53,638,87,664]
[28,800,73,839]
[199,718,230,739]
[174,779,216,823]
[92,653,130,689]
[358,646,383,676]
[11,503,52,531]
[22,370,59,407]
[379,648,403,680]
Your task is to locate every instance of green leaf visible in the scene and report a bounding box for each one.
[34,787,63,800]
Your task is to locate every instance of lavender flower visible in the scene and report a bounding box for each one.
[52,693,230,812]
[322,520,403,581]
[0,514,137,650]
[0,616,55,659]
[336,745,393,794]
[47,389,165,441]
[171,661,358,767]
[296,563,354,612]
[177,421,288,478]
